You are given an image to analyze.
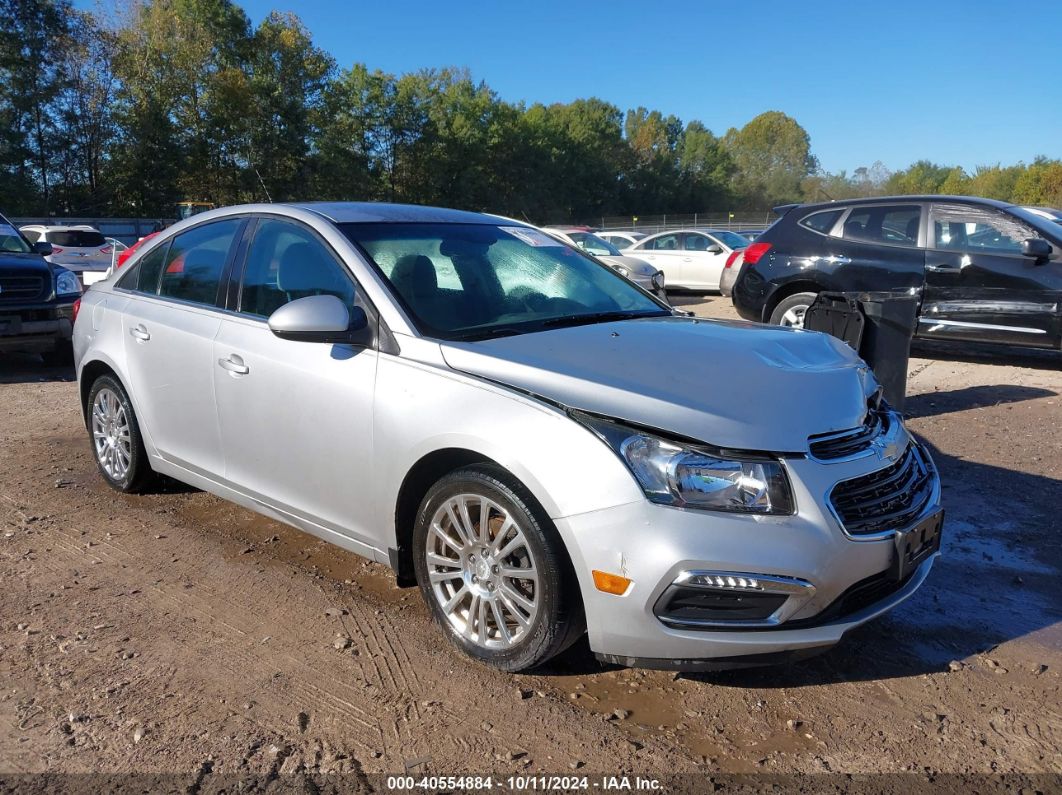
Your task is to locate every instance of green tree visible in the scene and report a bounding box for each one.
[0,0,73,213]
[246,11,334,201]
[724,111,816,208]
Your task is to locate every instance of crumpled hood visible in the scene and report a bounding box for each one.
[441,316,878,453]
[599,254,657,276]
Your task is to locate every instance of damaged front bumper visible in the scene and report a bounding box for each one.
[554,443,942,670]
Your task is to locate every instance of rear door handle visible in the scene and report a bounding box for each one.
[129,324,150,342]
[217,355,249,375]
[926,264,962,274]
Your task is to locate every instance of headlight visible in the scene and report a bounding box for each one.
[614,265,630,278]
[56,270,82,296]
[575,413,793,514]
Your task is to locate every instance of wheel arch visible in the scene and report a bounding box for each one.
[79,359,123,426]
[763,280,824,323]
[391,448,497,586]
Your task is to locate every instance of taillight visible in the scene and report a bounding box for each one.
[724,250,742,269]
[72,298,81,325]
[742,242,773,265]
[50,246,64,254]
[100,246,112,254]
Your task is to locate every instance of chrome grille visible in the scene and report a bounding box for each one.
[830,445,934,536]
[809,410,888,460]
[0,275,46,302]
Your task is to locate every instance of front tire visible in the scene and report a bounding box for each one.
[412,464,584,672]
[86,374,154,493]
[769,291,818,328]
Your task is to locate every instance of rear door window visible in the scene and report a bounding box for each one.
[135,243,168,294]
[842,206,922,247]
[158,219,243,307]
[643,233,681,251]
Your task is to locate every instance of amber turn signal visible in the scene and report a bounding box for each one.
[592,570,632,596]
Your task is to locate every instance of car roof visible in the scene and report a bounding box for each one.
[20,224,101,232]
[788,195,1016,215]
[640,228,734,238]
[287,201,505,225]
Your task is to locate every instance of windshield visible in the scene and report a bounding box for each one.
[566,231,621,256]
[341,223,668,341]
[0,219,32,254]
[708,231,750,250]
[47,230,105,248]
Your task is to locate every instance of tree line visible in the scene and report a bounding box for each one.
[2,0,1059,223]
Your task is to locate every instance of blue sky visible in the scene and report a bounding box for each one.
[95,0,1062,175]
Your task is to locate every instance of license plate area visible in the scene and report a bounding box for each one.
[892,509,944,582]
[0,315,22,335]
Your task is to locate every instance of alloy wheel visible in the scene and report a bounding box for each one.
[780,304,809,328]
[91,387,132,480]
[425,493,539,649]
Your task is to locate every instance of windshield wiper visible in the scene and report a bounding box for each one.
[539,310,666,330]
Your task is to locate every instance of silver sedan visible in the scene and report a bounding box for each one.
[73,203,942,672]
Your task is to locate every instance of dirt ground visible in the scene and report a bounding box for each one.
[1,295,1060,792]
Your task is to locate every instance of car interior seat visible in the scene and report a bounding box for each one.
[391,254,450,328]
[905,216,920,243]
[277,241,349,304]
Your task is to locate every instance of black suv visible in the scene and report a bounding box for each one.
[731,196,1062,350]
[0,212,82,363]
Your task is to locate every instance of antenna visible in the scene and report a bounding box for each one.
[254,167,273,203]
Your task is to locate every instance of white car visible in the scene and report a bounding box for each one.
[1021,206,1062,225]
[542,227,666,300]
[625,229,748,291]
[19,224,114,285]
[597,231,646,249]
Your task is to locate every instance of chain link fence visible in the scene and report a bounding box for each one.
[561,212,779,235]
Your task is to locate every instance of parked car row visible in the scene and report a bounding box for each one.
[20,224,115,285]
[542,227,666,300]
[729,195,1062,351]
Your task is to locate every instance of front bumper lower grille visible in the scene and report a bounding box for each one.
[830,444,935,536]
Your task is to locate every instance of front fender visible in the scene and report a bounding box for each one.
[372,353,645,547]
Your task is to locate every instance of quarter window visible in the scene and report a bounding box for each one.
[842,206,922,246]
[240,218,355,318]
[799,209,843,235]
[157,219,243,306]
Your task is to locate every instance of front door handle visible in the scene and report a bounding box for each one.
[129,324,150,342]
[926,263,962,274]
[217,355,249,375]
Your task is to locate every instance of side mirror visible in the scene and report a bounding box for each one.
[707,244,723,254]
[267,294,370,345]
[33,241,53,255]
[1021,238,1052,261]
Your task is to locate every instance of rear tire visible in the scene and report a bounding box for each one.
[86,374,154,493]
[412,464,584,672]
[769,292,818,328]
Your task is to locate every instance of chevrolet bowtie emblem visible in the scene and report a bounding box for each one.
[872,437,900,461]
